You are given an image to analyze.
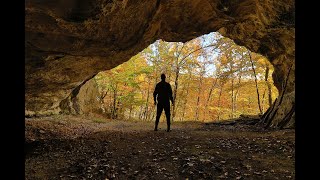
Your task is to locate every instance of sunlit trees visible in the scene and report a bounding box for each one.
[94,32,278,122]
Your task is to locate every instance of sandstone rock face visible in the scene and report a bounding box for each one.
[25,0,294,128]
[60,78,103,115]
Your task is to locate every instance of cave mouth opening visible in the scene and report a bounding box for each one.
[91,32,278,122]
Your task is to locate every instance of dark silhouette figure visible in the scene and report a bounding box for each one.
[153,74,174,132]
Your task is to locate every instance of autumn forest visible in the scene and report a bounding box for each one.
[94,32,278,122]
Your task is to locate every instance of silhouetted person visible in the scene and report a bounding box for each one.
[153,74,174,132]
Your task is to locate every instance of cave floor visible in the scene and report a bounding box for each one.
[25,115,295,180]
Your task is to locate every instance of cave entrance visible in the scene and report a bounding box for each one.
[92,32,278,122]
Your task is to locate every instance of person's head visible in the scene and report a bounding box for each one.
[161,73,166,81]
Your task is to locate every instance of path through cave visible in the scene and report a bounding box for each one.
[25,115,295,179]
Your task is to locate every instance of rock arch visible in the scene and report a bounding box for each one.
[25,0,294,128]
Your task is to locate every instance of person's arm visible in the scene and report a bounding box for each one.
[168,84,174,105]
[153,84,158,105]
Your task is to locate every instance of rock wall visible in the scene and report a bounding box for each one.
[25,0,294,127]
[60,78,103,115]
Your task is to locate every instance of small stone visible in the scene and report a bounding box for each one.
[254,172,262,175]
[218,175,226,178]
[187,162,194,167]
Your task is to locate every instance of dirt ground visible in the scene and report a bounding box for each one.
[25,115,295,180]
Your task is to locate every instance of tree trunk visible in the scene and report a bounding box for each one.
[129,105,133,120]
[172,67,179,122]
[181,72,192,121]
[138,104,144,120]
[234,74,242,114]
[217,82,224,121]
[231,75,234,118]
[143,78,151,121]
[248,52,263,114]
[264,66,273,107]
[138,90,145,120]
[261,89,266,112]
[204,77,218,121]
[116,93,123,119]
[262,63,294,128]
[195,73,203,121]
[112,87,117,119]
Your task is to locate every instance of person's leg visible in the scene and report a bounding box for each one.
[164,102,171,132]
[155,103,163,131]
